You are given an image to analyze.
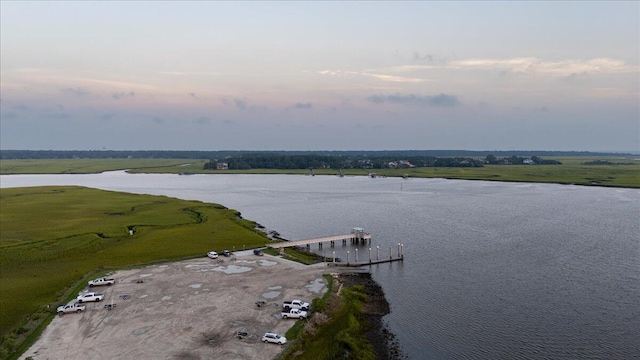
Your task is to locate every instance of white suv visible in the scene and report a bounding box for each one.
[262,332,287,345]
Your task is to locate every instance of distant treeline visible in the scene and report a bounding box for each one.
[203,153,572,170]
[0,149,633,160]
[204,154,485,170]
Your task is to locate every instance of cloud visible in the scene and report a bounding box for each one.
[2,112,19,119]
[194,116,210,125]
[318,70,427,83]
[112,91,135,100]
[160,71,225,76]
[61,87,90,96]
[11,105,29,112]
[413,52,433,62]
[448,57,637,76]
[367,93,460,107]
[293,103,313,110]
[234,99,247,110]
[99,113,117,120]
[221,97,266,111]
[44,112,71,119]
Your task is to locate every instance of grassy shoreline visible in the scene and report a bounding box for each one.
[0,185,401,360]
[0,186,271,359]
[2,157,638,188]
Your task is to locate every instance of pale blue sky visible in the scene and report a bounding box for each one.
[1,1,638,151]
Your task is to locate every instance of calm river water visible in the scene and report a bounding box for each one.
[2,172,639,359]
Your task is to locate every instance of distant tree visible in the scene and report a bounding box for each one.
[485,154,498,164]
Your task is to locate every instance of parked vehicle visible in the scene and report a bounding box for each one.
[253,249,264,256]
[222,250,231,257]
[282,299,310,311]
[262,332,287,345]
[57,303,86,315]
[76,292,104,303]
[281,308,308,319]
[88,277,115,287]
[207,251,219,259]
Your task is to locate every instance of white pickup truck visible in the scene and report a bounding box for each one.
[281,308,308,319]
[282,299,310,311]
[57,303,86,315]
[88,277,115,287]
[77,292,104,303]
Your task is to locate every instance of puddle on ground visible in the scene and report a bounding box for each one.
[190,283,202,289]
[139,294,148,299]
[235,260,257,264]
[268,286,282,290]
[213,265,252,274]
[262,291,281,299]
[185,262,214,268]
[139,274,153,278]
[305,278,326,294]
[132,325,153,335]
[258,259,277,266]
[162,296,172,301]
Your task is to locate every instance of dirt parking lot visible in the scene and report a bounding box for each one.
[20,251,329,360]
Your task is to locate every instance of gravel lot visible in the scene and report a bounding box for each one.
[20,252,328,360]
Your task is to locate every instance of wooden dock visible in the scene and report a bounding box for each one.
[266,228,405,266]
[326,256,404,267]
[267,228,372,251]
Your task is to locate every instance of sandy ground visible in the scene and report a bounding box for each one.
[20,251,328,360]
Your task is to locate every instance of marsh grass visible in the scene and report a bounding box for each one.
[0,158,198,174]
[2,157,637,187]
[0,186,268,358]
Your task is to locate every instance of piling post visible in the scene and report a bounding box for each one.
[389,246,392,260]
[376,246,380,261]
[369,248,372,263]
[355,248,358,262]
[333,251,336,263]
[347,251,350,265]
[397,243,401,258]
[401,244,404,258]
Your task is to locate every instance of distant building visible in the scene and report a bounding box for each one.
[216,162,228,170]
[388,160,415,169]
[523,159,534,165]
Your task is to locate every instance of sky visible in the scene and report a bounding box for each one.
[1,1,638,152]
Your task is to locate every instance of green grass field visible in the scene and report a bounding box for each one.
[0,186,269,354]
[0,158,204,174]
[2,157,637,187]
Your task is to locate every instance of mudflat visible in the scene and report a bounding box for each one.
[20,252,328,360]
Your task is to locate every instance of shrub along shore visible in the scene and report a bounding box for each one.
[279,272,404,360]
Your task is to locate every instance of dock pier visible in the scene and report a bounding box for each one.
[267,227,372,254]
[326,243,404,267]
[266,228,404,267]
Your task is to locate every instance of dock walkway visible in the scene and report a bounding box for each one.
[267,233,372,250]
